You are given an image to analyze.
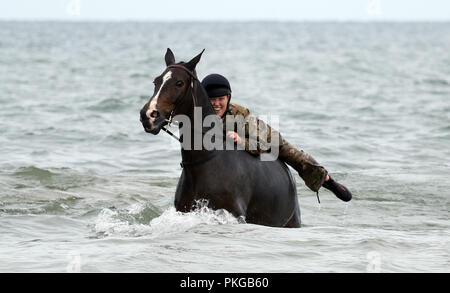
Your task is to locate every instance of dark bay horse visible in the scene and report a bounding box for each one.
[140,49,300,227]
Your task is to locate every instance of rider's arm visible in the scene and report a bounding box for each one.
[227,103,283,156]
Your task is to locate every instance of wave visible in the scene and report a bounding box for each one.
[13,166,56,181]
[86,98,127,112]
[129,73,151,79]
[420,78,450,86]
[12,166,99,191]
[0,195,83,216]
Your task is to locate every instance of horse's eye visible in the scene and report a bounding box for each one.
[176,80,184,87]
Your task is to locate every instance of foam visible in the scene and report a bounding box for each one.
[93,200,242,237]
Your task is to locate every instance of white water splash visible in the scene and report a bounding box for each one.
[93,200,242,237]
[93,208,147,237]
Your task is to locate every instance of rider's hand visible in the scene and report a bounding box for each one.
[227,131,243,145]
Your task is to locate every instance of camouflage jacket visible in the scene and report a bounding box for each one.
[222,103,278,155]
[222,103,328,192]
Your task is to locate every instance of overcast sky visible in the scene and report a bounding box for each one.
[0,0,449,21]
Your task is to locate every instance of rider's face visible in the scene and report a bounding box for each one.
[210,95,229,117]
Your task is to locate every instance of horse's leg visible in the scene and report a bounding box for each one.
[174,172,196,212]
[284,205,301,228]
[206,194,247,221]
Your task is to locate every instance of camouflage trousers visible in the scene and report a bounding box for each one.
[278,136,328,192]
[224,103,328,192]
[259,125,328,192]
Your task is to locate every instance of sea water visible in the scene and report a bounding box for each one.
[0,22,449,272]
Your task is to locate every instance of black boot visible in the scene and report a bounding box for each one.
[322,176,352,202]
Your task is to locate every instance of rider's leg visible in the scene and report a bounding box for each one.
[277,135,352,201]
[241,114,351,200]
[240,114,328,192]
[278,137,328,192]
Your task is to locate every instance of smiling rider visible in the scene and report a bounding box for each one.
[201,73,352,201]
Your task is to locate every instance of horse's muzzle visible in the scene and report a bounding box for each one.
[140,108,167,135]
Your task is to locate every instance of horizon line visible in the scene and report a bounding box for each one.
[1,18,449,23]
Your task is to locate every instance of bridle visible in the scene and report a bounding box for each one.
[167,64,199,116]
[159,64,199,142]
[159,64,219,169]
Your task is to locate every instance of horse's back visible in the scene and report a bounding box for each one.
[235,151,299,227]
[175,150,301,227]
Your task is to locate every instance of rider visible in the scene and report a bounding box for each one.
[201,73,352,202]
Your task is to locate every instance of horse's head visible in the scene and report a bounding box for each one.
[140,48,204,134]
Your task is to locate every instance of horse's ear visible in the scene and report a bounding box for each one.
[165,48,175,66]
[185,49,205,71]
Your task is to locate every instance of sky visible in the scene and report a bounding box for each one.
[0,0,449,21]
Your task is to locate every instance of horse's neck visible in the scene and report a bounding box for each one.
[180,81,218,164]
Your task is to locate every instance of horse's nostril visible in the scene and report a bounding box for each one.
[150,110,159,118]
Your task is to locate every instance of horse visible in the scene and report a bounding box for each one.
[140,49,301,227]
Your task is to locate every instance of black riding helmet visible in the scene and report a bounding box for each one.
[201,73,232,99]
